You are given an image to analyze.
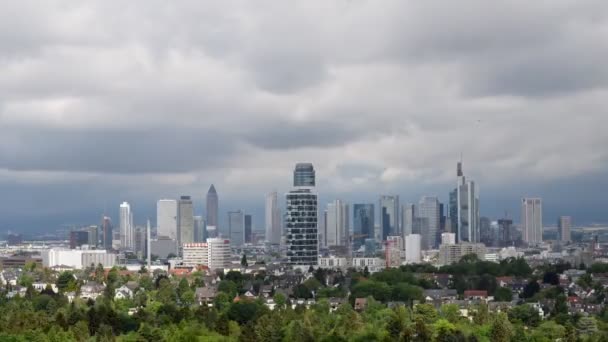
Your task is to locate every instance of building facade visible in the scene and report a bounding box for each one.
[455,162,480,243]
[293,163,315,187]
[157,199,178,240]
[522,198,543,245]
[119,202,134,250]
[405,234,422,263]
[325,200,349,247]
[177,196,194,246]
[379,195,399,241]
[417,196,440,249]
[206,185,219,233]
[353,204,374,251]
[559,216,572,243]
[182,238,231,270]
[265,192,282,245]
[438,243,487,265]
[228,210,245,247]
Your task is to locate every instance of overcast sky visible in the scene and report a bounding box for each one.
[1,1,607,234]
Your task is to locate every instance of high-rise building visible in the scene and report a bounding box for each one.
[285,163,318,267]
[353,204,374,251]
[441,233,456,245]
[449,189,458,234]
[402,203,415,237]
[498,218,514,247]
[325,200,350,247]
[194,216,206,242]
[119,202,134,250]
[405,234,422,263]
[480,217,492,246]
[70,230,89,249]
[228,210,245,247]
[417,196,440,249]
[439,242,487,265]
[455,162,479,243]
[265,192,281,245]
[206,185,219,231]
[293,163,315,187]
[182,238,231,270]
[558,216,572,243]
[379,195,399,241]
[102,216,113,251]
[245,214,253,243]
[134,226,147,258]
[522,198,543,245]
[87,225,98,248]
[177,196,194,246]
[157,199,178,240]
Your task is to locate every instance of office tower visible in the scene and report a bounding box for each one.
[413,217,429,236]
[353,204,374,251]
[228,210,245,247]
[558,216,572,243]
[402,203,415,237]
[182,238,231,270]
[293,162,315,187]
[385,238,402,267]
[70,230,89,249]
[379,195,399,241]
[480,217,492,246]
[194,216,206,242]
[449,189,457,234]
[177,196,194,246]
[134,226,146,258]
[265,192,281,245]
[522,198,543,245]
[119,202,134,250]
[157,199,178,240]
[245,214,253,243]
[285,163,318,267]
[439,203,447,233]
[102,216,113,250]
[498,218,514,247]
[325,200,350,247]
[87,225,98,247]
[206,184,219,229]
[405,234,422,263]
[455,162,480,243]
[441,233,456,245]
[146,219,151,270]
[417,196,440,249]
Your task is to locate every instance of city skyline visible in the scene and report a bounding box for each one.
[2,2,608,234]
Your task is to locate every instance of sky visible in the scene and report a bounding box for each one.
[1,1,608,235]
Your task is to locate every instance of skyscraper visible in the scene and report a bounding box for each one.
[455,162,479,243]
[228,210,245,247]
[245,214,253,243]
[206,185,219,236]
[401,203,415,238]
[325,200,349,247]
[558,216,572,243]
[177,196,194,246]
[479,217,492,246]
[194,216,206,242]
[102,216,113,251]
[353,204,374,251]
[498,218,514,247]
[285,163,318,267]
[119,202,134,250]
[379,195,399,241]
[417,196,440,249]
[265,192,281,245]
[157,199,178,240]
[522,198,543,245]
[448,189,457,234]
[293,163,315,187]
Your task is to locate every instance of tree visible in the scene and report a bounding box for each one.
[94,263,105,283]
[494,287,513,302]
[490,313,513,342]
[241,254,248,267]
[56,271,75,293]
[273,293,287,309]
[543,271,560,285]
[577,316,598,336]
[217,280,238,297]
[255,312,284,342]
[440,304,461,323]
[522,280,540,298]
[156,278,176,304]
[414,303,438,324]
[434,319,458,342]
[509,304,541,327]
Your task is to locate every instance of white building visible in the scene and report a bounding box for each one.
[455,162,480,244]
[42,249,116,269]
[385,238,402,267]
[522,198,543,245]
[438,243,486,265]
[317,257,350,270]
[182,238,231,271]
[325,200,350,247]
[157,199,178,240]
[120,202,134,250]
[352,257,385,273]
[441,233,456,245]
[558,216,572,243]
[401,203,415,238]
[265,192,282,245]
[405,234,422,264]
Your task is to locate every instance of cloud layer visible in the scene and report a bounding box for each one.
[1,1,607,232]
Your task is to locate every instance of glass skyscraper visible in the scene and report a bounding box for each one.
[293,163,316,187]
[353,204,374,251]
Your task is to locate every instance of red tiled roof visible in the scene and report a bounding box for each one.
[464,290,488,297]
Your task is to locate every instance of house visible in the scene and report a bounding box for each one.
[195,286,218,305]
[115,285,134,300]
[328,297,347,312]
[80,282,105,300]
[496,277,514,288]
[32,283,59,293]
[424,289,458,302]
[463,290,488,300]
[264,298,277,311]
[259,285,273,298]
[354,298,368,311]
